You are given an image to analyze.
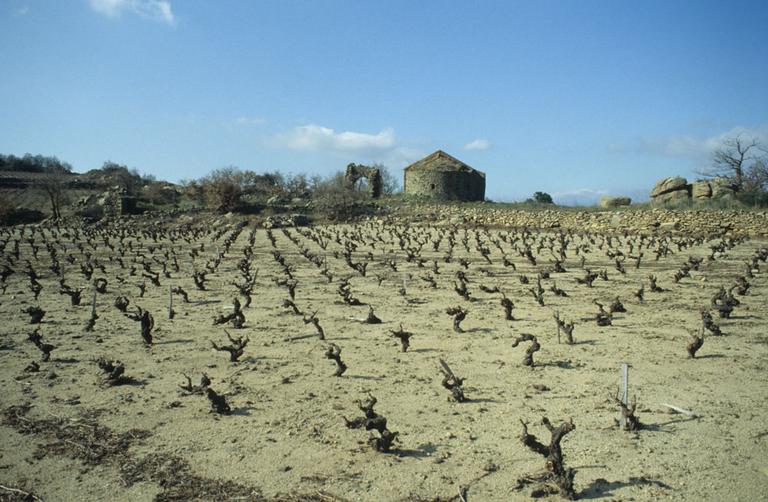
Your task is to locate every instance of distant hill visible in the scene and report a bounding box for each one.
[0,158,187,224]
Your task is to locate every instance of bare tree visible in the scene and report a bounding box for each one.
[699,135,762,191]
[743,158,768,194]
[200,166,242,213]
[38,164,71,220]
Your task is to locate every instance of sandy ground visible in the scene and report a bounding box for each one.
[1,219,767,501]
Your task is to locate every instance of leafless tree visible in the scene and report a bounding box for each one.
[743,158,768,194]
[38,164,71,220]
[699,135,764,191]
[200,166,243,213]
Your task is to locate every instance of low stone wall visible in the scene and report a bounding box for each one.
[382,205,768,237]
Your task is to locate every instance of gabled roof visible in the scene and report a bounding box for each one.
[404,150,485,177]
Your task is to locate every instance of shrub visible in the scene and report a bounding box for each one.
[311,172,372,220]
[142,184,180,206]
[531,191,554,204]
[736,190,768,208]
[200,167,243,213]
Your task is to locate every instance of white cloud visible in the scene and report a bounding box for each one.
[270,124,423,169]
[553,188,609,197]
[610,125,768,159]
[387,147,423,167]
[14,6,29,16]
[464,138,491,151]
[274,125,396,154]
[88,0,175,26]
[551,188,609,206]
[235,116,267,126]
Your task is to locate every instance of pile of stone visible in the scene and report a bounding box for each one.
[263,214,310,228]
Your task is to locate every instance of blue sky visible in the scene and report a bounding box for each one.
[1,1,767,203]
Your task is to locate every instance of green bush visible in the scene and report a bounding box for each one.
[526,191,554,204]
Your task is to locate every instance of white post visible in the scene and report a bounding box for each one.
[620,363,629,428]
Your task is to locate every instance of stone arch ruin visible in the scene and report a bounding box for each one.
[345,163,382,198]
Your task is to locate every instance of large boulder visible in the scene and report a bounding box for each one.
[654,189,690,205]
[651,177,688,198]
[691,181,712,199]
[710,177,735,198]
[599,196,631,208]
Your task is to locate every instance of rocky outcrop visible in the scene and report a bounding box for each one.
[654,189,690,204]
[651,177,688,198]
[651,176,735,205]
[599,196,632,208]
[691,180,712,199]
[710,178,736,198]
[650,177,690,205]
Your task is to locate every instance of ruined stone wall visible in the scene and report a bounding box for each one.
[95,191,137,218]
[405,170,485,201]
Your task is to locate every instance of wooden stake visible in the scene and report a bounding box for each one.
[619,363,629,429]
[439,358,455,378]
[556,310,561,344]
[168,285,173,319]
[91,291,97,318]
